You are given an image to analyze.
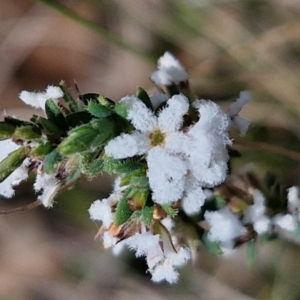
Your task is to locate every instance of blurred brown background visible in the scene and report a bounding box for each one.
[1,0,300,299]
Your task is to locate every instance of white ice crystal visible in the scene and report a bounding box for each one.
[19,85,63,110]
[150,52,189,86]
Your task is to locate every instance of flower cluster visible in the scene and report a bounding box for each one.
[0,52,299,284]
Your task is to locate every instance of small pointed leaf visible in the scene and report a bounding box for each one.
[0,122,16,140]
[45,99,68,130]
[115,188,134,226]
[136,87,153,110]
[0,147,27,182]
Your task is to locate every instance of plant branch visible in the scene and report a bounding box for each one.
[0,200,41,215]
[235,139,300,163]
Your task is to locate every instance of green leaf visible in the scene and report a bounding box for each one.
[130,175,149,188]
[142,205,154,227]
[63,155,83,185]
[90,118,116,148]
[0,122,16,140]
[66,111,93,128]
[36,117,64,138]
[44,149,61,174]
[59,81,78,112]
[13,126,41,140]
[114,102,128,119]
[79,93,99,105]
[246,240,256,268]
[115,188,134,226]
[103,157,122,174]
[45,99,68,131]
[4,116,33,127]
[201,233,223,255]
[115,161,146,174]
[58,124,98,155]
[136,87,152,110]
[31,142,54,157]
[0,147,27,183]
[127,187,149,210]
[87,101,113,118]
[161,204,177,216]
[98,95,115,106]
[84,158,104,177]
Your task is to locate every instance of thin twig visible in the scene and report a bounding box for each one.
[235,139,300,163]
[0,200,41,215]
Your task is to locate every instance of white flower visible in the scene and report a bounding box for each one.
[150,52,189,86]
[19,85,63,110]
[274,214,297,232]
[34,173,60,207]
[150,93,168,110]
[183,100,231,187]
[147,147,187,204]
[0,140,29,198]
[125,231,190,284]
[89,177,126,227]
[205,207,246,251]
[105,94,189,205]
[244,190,270,234]
[227,91,251,136]
[287,186,300,216]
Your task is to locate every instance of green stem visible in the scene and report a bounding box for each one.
[34,0,154,61]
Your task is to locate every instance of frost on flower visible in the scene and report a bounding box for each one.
[205,207,246,251]
[126,232,190,284]
[34,173,60,207]
[105,94,190,205]
[150,52,189,86]
[19,85,63,110]
[227,91,251,136]
[89,177,126,228]
[244,190,270,234]
[183,100,231,188]
[287,186,300,217]
[274,214,297,232]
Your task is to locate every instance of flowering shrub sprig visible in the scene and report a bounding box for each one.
[0,52,300,283]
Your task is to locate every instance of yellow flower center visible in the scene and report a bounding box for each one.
[149,129,165,147]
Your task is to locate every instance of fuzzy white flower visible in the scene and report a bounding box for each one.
[0,140,29,198]
[227,91,251,136]
[147,147,187,204]
[34,173,60,207]
[19,85,63,110]
[126,231,190,284]
[287,186,300,216]
[244,190,270,234]
[205,207,246,251]
[105,94,189,205]
[274,214,297,232]
[150,93,168,109]
[150,52,189,86]
[182,100,231,187]
[89,177,126,227]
